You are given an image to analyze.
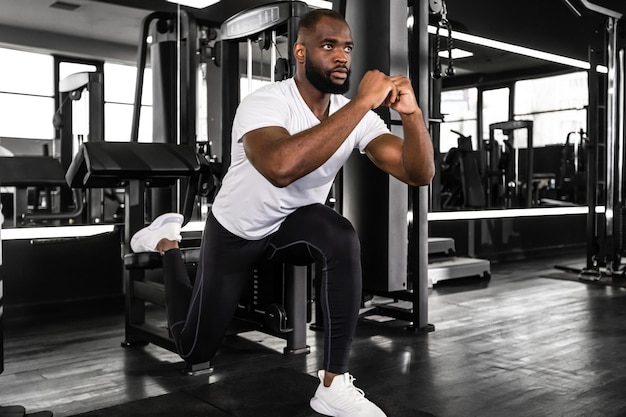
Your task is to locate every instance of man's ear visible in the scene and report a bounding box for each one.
[294,42,305,64]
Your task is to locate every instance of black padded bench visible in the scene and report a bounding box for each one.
[66,141,311,374]
[67,141,205,372]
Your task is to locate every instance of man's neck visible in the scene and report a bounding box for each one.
[294,76,331,121]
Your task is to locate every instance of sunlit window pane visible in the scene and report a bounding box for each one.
[441,88,478,121]
[441,88,478,152]
[440,120,478,153]
[105,103,152,142]
[515,72,588,115]
[482,88,510,140]
[514,109,587,147]
[0,93,54,139]
[104,63,153,105]
[0,48,54,96]
[514,71,588,146]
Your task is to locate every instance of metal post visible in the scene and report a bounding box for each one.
[605,17,623,273]
[408,0,433,332]
[575,0,624,275]
[283,265,310,354]
[586,46,601,271]
[122,179,147,345]
[220,40,240,172]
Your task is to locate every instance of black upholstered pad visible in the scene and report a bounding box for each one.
[66,142,200,189]
[0,156,68,186]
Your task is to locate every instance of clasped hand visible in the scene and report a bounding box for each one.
[356,70,418,115]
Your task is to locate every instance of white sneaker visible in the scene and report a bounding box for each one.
[310,370,386,417]
[130,213,183,253]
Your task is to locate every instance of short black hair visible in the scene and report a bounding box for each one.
[297,8,346,35]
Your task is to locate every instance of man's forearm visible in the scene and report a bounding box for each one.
[400,109,435,185]
[267,98,372,186]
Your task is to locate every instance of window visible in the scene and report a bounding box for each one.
[0,47,154,147]
[0,48,55,140]
[0,93,55,140]
[0,49,54,95]
[514,72,588,147]
[482,87,510,141]
[440,88,478,152]
[104,62,152,142]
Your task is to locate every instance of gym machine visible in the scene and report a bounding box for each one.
[557,0,625,279]
[65,140,215,374]
[486,120,535,208]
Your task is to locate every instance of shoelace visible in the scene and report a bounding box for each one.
[334,374,368,411]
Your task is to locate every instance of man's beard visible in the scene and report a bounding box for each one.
[305,56,350,94]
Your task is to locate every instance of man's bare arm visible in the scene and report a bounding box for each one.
[242,98,370,188]
[365,76,434,187]
[243,70,396,188]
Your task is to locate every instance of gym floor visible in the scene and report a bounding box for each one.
[2,249,626,417]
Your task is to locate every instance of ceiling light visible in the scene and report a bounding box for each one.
[429,26,592,70]
[438,48,474,60]
[166,0,220,9]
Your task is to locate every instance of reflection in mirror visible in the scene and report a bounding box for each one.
[432,27,592,212]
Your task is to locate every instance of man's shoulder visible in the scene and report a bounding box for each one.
[252,78,294,96]
[238,79,295,109]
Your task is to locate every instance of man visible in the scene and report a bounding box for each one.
[131,8,434,417]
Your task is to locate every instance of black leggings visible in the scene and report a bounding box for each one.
[162,203,362,374]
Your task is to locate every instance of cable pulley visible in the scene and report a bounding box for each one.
[431,1,455,79]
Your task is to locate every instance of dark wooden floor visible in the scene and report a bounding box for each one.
[3,250,626,417]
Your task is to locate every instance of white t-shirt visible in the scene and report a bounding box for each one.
[212,78,390,240]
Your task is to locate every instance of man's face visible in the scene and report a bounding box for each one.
[305,54,351,94]
[301,16,353,94]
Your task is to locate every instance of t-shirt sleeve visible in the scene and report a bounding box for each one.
[231,87,290,143]
[355,110,392,153]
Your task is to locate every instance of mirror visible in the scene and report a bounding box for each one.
[431,31,591,212]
